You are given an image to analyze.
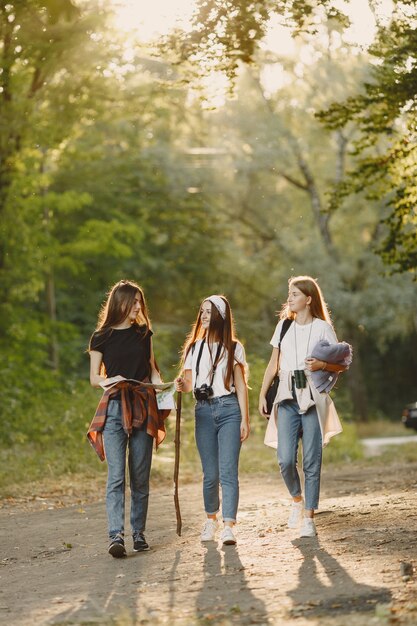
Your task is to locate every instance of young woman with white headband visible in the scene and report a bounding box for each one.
[175,295,250,545]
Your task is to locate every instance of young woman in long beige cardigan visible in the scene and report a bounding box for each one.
[259,276,348,538]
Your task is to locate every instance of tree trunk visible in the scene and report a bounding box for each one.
[45,269,59,371]
[41,156,59,371]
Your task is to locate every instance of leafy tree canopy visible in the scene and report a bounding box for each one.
[168,0,417,275]
[165,0,349,79]
[318,1,417,275]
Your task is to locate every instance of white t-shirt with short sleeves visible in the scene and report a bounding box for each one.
[270,318,337,371]
[184,340,246,398]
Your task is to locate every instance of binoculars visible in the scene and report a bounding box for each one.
[293,369,307,389]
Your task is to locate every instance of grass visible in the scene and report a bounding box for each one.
[356,419,413,438]
[2,384,416,501]
[365,442,417,465]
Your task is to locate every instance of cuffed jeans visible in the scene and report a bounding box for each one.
[277,396,322,511]
[103,399,153,538]
[195,394,242,522]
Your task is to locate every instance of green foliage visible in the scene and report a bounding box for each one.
[323,422,363,464]
[0,381,103,493]
[1,0,417,492]
[317,2,417,275]
[169,0,417,273]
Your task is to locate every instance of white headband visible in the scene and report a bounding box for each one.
[206,295,226,319]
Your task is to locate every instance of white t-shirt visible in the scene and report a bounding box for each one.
[184,340,246,397]
[270,318,337,371]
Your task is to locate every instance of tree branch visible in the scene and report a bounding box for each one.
[276,169,308,191]
[248,68,338,259]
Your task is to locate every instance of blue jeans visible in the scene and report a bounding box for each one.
[195,394,242,522]
[103,399,153,538]
[277,396,322,511]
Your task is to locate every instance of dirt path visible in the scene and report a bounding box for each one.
[1,462,417,626]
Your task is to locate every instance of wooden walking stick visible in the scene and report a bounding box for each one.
[173,391,182,536]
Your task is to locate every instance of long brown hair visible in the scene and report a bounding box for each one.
[180,295,245,390]
[280,276,333,325]
[90,279,152,346]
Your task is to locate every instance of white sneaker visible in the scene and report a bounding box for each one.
[200,519,218,542]
[220,526,236,545]
[300,517,317,538]
[288,499,304,528]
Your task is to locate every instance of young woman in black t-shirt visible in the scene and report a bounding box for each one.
[88,280,164,558]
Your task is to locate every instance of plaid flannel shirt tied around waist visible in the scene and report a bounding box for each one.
[87,380,169,461]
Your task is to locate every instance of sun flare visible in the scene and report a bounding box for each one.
[108,0,394,107]
[110,0,196,40]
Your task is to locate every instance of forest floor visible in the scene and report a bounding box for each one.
[1,460,417,626]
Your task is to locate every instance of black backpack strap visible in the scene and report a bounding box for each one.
[273,318,292,376]
[279,318,292,347]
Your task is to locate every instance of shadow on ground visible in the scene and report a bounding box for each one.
[287,537,392,619]
[195,542,269,624]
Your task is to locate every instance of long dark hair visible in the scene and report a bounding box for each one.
[180,295,245,390]
[280,275,333,325]
[89,280,154,377]
[90,279,151,342]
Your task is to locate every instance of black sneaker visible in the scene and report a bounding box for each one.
[108,534,127,558]
[133,532,150,552]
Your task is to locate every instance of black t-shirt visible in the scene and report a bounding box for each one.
[90,324,153,381]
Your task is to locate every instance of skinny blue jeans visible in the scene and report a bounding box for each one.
[195,394,242,522]
[103,399,153,539]
[277,395,323,511]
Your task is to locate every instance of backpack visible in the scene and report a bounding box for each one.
[265,319,293,414]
